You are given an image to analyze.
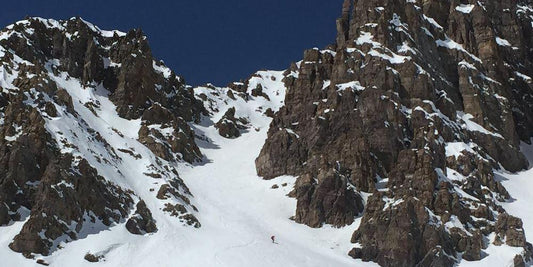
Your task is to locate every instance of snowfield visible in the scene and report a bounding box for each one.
[0,61,532,266]
[500,142,533,244]
[1,68,532,267]
[1,10,533,266]
[0,70,376,266]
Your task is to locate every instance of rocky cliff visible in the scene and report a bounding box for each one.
[0,17,203,257]
[256,0,533,266]
[2,1,533,266]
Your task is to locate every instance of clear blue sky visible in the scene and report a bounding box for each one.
[1,0,343,86]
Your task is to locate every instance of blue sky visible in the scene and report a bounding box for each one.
[1,0,343,86]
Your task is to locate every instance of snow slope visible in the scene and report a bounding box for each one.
[0,58,531,267]
[455,142,533,267]
[500,142,533,244]
[0,70,376,266]
[1,15,533,267]
[0,61,531,267]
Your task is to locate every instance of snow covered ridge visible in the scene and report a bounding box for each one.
[1,0,533,265]
[0,16,207,264]
[1,15,364,266]
[194,70,286,125]
[1,17,126,40]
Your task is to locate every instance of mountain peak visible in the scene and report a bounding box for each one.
[258,0,533,265]
[2,1,533,266]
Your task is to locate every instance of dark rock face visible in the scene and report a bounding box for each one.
[2,18,205,165]
[9,157,134,256]
[257,0,533,265]
[290,168,364,227]
[214,107,248,138]
[36,259,49,266]
[2,18,204,121]
[139,103,202,163]
[0,17,202,256]
[494,213,527,247]
[163,203,201,228]
[255,128,307,179]
[250,84,270,101]
[351,197,457,266]
[84,253,104,262]
[0,99,52,226]
[126,200,157,235]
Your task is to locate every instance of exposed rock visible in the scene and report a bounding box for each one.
[126,200,157,235]
[163,203,201,228]
[256,129,307,179]
[351,196,457,267]
[214,107,248,138]
[84,253,104,263]
[54,89,75,114]
[226,90,236,100]
[36,259,49,266]
[227,81,248,93]
[0,203,9,225]
[138,103,202,163]
[415,247,456,267]
[256,0,533,265]
[0,101,51,226]
[494,213,527,247]
[291,168,364,228]
[155,179,192,205]
[264,108,275,118]
[180,214,201,228]
[514,254,526,267]
[9,158,133,256]
[251,84,270,100]
[0,17,201,257]
[163,203,188,216]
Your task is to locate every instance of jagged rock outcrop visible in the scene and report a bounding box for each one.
[126,200,157,235]
[0,17,202,256]
[84,252,104,262]
[0,99,52,226]
[290,167,364,227]
[257,0,533,265]
[139,103,202,163]
[2,17,204,121]
[196,71,286,141]
[2,2,533,264]
[214,107,248,138]
[9,157,134,256]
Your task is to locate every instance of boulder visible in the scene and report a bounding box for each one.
[126,200,157,235]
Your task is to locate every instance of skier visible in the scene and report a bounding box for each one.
[271,235,276,243]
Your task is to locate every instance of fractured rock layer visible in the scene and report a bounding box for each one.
[257,0,533,265]
[0,17,203,256]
